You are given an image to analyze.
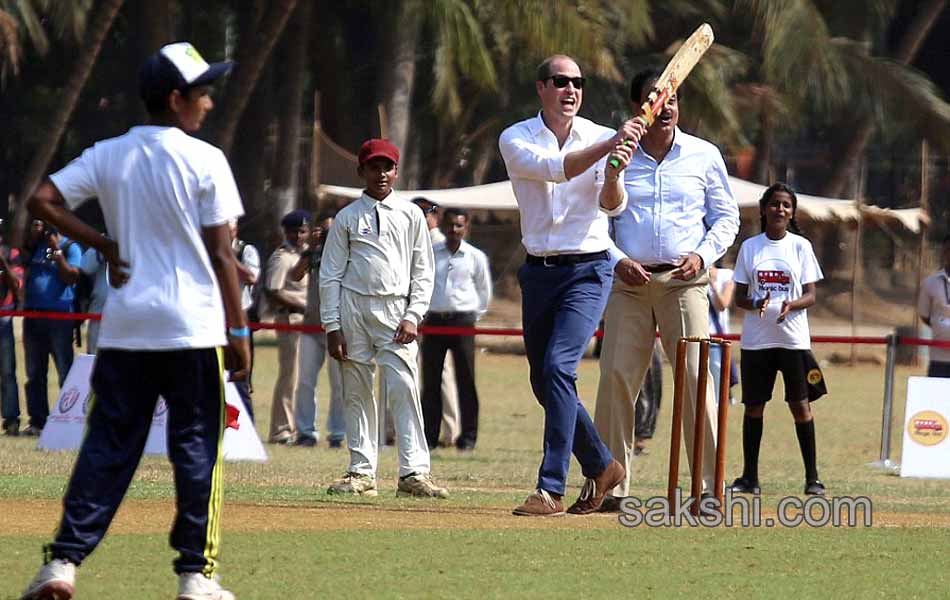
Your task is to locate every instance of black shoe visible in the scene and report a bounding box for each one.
[22,425,42,437]
[729,477,761,495]
[456,441,475,452]
[2,420,18,436]
[328,438,343,449]
[598,495,623,513]
[293,436,317,447]
[804,479,826,496]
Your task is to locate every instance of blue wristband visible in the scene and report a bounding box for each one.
[228,326,250,338]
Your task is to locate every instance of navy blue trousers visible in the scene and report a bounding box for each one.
[50,348,226,576]
[518,258,614,496]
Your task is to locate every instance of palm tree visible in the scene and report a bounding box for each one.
[821,0,947,197]
[11,0,123,248]
[734,0,950,195]
[1,0,93,85]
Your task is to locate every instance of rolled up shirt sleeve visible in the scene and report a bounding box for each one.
[319,219,349,333]
[694,151,740,269]
[474,250,493,318]
[499,126,567,183]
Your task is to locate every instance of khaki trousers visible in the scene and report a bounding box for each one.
[438,354,460,445]
[268,313,302,442]
[594,269,717,497]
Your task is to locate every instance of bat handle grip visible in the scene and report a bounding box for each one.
[607,140,631,169]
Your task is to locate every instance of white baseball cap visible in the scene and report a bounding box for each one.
[139,41,233,105]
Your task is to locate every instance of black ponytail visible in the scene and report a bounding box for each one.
[759,182,804,236]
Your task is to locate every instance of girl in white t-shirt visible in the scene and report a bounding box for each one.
[729,183,827,497]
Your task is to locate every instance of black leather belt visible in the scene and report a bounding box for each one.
[526,251,608,267]
[427,311,475,320]
[643,263,677,273]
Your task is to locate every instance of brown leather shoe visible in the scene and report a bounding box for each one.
[512,489,565,516]
[567,459,625,515]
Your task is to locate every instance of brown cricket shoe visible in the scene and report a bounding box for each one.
[566,459,626,515]
[512,489,565,516]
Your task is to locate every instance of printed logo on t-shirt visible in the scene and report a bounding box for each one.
[757,269,791,293]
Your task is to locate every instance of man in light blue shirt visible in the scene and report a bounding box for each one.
[594,68,739,509]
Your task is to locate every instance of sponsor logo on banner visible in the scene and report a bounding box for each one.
[58,388,81,414]
[907,410,948,447]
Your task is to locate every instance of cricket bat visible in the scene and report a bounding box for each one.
[609,23,714,168]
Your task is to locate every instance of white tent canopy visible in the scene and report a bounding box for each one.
[319,177,928,233]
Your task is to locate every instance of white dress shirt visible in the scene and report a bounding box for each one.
[499,113,627,256]
[429,240,492,318]
[319,192,434,332]
[609,127,739,269]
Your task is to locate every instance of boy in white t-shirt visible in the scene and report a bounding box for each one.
[729,183,828,497]
[20,43,249,600]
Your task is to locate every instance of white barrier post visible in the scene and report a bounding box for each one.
[867,333,900,472]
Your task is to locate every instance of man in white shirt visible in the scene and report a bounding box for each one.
[412,197,461,447]
[498,54,644,516]
[594,68,740,510]
[320,138,448,498]
[918,235,950,377]
[20,42,249,600]
[421,208,492,451]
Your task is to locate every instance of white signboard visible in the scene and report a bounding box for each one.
[39,354,267,462]
[900,376,950,478]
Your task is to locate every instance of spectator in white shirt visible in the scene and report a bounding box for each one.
[411,197,461,448]
[594,67,740,511]
[421,208,492,451]
[499,54,644,517]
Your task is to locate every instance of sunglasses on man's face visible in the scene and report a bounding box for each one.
[543,75,585,89]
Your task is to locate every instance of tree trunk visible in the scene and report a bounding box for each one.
[213,0,300,156]
[753,108,774,185]
[11,0,125,248]
[821,0,946,198]
[127,0,174,124]
[270,0,312,224]
[382,1,420,188]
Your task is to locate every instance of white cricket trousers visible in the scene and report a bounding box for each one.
[339,289,430,478]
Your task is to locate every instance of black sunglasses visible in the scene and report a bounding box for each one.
[542,75,585,89]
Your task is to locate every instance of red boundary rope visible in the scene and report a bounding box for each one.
[2,309,949,348]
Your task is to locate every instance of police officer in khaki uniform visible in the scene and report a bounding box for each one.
[265,210,310,444]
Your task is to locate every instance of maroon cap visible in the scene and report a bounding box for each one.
[358,138,400,167]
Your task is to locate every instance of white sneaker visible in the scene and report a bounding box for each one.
[327,472,379,496]
[177,573,235,600]
[20,558,76,600]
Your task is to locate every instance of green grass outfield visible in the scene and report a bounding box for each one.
[2,347,949,598]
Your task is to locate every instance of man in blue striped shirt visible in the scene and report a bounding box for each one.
[594,67,740,510]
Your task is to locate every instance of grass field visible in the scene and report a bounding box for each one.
[2,343,950,599]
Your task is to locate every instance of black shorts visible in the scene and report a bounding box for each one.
[740,348,825,405]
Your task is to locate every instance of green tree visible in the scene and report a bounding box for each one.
[10,0,122,247]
